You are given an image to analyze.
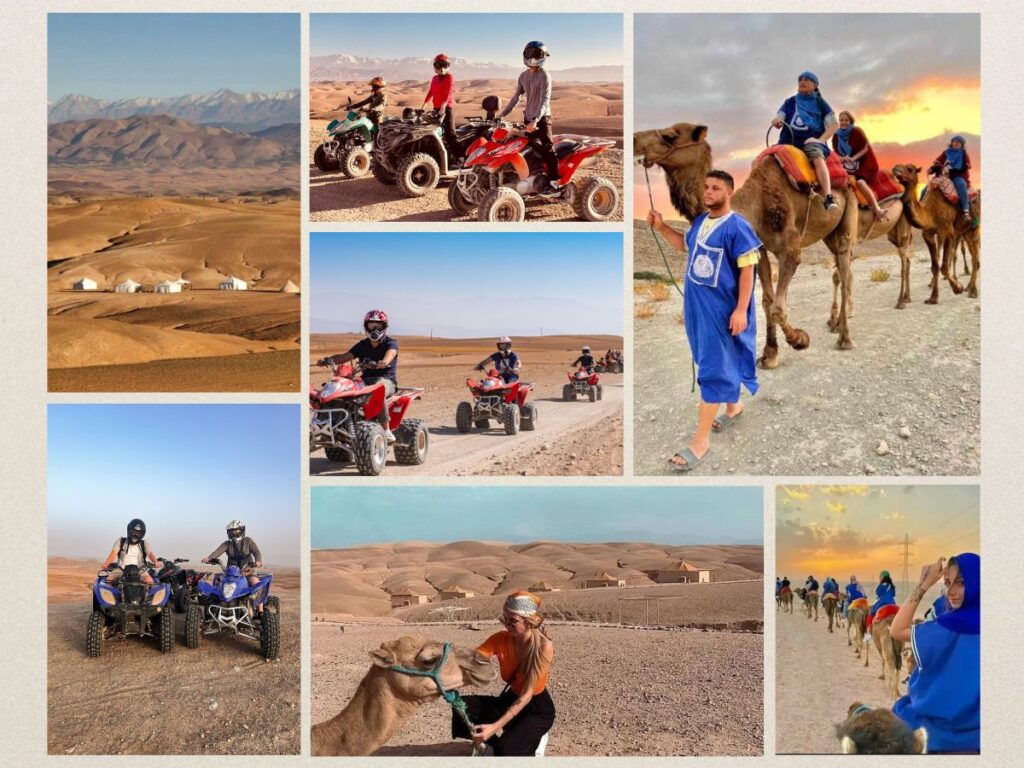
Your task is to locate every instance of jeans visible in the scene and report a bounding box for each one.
[952,175,970,213]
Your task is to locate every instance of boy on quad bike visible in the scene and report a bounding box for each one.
[497,41,560,194]
[318,309,399,443]
[474,336,521,383]
[101,518,159,585]
[571,346,596,373]
[203,519,263,604]
[421,54,460,161]
[347,76,388,130]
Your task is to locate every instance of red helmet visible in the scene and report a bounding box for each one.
[433,53,451,70]
[368,76,386,89]
[363,309,389,326]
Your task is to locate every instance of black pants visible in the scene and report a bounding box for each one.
[528,116,559,181]
[441,106,460,160]
[452,688,555,756]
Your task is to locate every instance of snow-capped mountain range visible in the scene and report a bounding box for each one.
[48,89,300,130]
[310,54,622,84]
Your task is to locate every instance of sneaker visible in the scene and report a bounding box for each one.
[823,194,837,210]
[539,178,562,196]
[385,429,396,444]
[864,633,872,642]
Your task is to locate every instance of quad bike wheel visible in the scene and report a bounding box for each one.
[184,603,203,649]
[266,595,280,613]
[313,145,341,173]
[573,176,619,222]
[371,160,397,185]
[354,421,388,475]
[562,384,574,401]
[156,611,174,654]
[589,385,597,403]
[448,182,476,216]
[393,418,429,465]
[86,610,105,658]
[455,402,474,434]
[502,403,521,436]
[397,152,441,197]
[341,146,372,178]
[324,445,348,462]
[597,385,604,401]
[260,610,281,660]
[521,404,537,431]
[478,187,526,222]
[474,418,490,429]
[174,587,190,614]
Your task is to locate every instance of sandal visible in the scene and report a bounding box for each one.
[712,408,744,433]
[668,446,708,473]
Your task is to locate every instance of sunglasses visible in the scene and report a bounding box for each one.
[499,614,525,626]
[365,322,386,331]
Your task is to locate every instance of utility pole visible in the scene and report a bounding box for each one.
[896,533,914,588]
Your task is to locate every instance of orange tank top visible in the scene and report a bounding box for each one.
[477,631,551,695]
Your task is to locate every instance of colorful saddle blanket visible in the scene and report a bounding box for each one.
[822,592,839,602]
[756,144,848,192]
[848,597,869,612]
[852,170,904,208]
[866,602,900,631]
[931,176,979,205]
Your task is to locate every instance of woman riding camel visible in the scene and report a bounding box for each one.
[865,569,897,640]
[928,134,977,227]
[844,574,866,620]
[832,110,885,220]
[890,553,980,753]
[452,592,555,756]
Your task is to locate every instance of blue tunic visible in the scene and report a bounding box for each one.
[777,93,835,155]
[845,582,865,601]
[870,580,896,616]
[683,211,762,403]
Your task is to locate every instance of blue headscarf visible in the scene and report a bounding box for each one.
[936,552,980,635]
[798,70,819,87]
[836,124,854,156]
[945,135,966,171]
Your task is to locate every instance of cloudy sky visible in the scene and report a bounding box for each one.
[635,14,980,218]
[775,485,979,591]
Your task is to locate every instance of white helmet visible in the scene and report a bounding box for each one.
[496,335,512,352]
[226,520,246,540]
[582,346,591,353]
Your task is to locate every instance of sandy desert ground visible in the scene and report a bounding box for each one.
[309,334,624,476]
[633,221,981,475]
[48,198,300,392]
[309,80,623,222]
[47,558,300,755]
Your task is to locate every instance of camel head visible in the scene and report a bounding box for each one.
[368,636,496,703]
[634,123,712,222]
[836,702,927,754]
[892,163,922,188]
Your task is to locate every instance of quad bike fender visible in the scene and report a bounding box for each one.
[557,143,610,186]
[503,381,521,404]
[488,153,528,179]
[588,373,601,385]
[356,381,388,421]
[386,387,425,430]
[514,382,533,407]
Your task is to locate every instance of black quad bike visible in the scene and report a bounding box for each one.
[155,556,203,613]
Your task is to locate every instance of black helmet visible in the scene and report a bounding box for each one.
[127,518,146,543]
[523,41,549,67]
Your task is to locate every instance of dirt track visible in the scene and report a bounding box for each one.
[312,622,762,756]
[47,591,299,755]
[776,602,904,754]
[633,222,980,476]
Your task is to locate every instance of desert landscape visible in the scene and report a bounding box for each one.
[633,221,980,475]
[309,79,623,222]
[47,557,300,755]
[309,334,624,476]
[311,540,764,756]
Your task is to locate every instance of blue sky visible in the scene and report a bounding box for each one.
[312,486,763,548]
[48,14,299,100]
[310,233,624,337]
[48,405,300,566]
[310,13,622,69]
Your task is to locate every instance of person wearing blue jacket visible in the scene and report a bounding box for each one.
[771,71,839,210]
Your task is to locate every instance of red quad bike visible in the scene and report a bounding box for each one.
[450,122,619,222]
[456,369,537,436]
[564,367,602,402]
[309,361,428,475]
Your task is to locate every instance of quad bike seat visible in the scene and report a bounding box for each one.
[554,140,583,159]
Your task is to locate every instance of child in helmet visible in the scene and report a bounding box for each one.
[422,53,459,159]
[348,76,388,129]
[203,520,263,588]
[497,41,560,193]
[571,346,596,372]
[475,336,520,383]
[317,309,399,442]
[101,518,159,585]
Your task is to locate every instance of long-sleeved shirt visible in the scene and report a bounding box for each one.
[350,90,387,114]
[207,537,262,567]
[498,68,552,123]
[424,74,455,109]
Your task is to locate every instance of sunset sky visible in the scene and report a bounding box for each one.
[775,485,979,595]
[634,14,980,219]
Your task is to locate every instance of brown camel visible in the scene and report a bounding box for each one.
[892,164,980,302]
[777,588,794,613]
[865,616,904,702]
[311,636,496,756]
[635,123,861,367]
[847,604,868,659]
[836,702,927,754]
[793,587,819,620]
[822,593,840,633]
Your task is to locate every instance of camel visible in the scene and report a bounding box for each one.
[311,636,496,756]
[822,593,840,633]
[793,587,819,621]
[777,588,794,613]
[847,604,868,660]
[865,616,904,702]
[637,123,887,366]
[892,163,981,302]
[836,702,927,754]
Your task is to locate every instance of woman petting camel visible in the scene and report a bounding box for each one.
[832,111,884,220]
[890,554,980,753]
[452,592,556,755]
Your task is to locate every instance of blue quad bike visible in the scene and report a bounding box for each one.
[87,563,174,657]
[314,97,393,178]
[184,560,281,660]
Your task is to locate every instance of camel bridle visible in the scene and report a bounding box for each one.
[639,131,707,169]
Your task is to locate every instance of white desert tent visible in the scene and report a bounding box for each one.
[114,279,141,293]
[280,280,299,294]
[219,276,248,291]
[173,278,192,288]
[72,277,97,291]
[154,280,182,294]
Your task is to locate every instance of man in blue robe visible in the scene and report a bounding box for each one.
[647,170,761,471]
[771,70,839,210]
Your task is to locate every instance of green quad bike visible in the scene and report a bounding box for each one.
[314,97,393,178]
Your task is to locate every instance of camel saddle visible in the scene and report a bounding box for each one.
[848,597,869,612]
[852,170,904,209]
[822,592,839,602]
[930,176,979,206]
[755,145,848,193]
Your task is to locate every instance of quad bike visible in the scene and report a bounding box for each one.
[371,98,500,197]
[595,355,623,374]
[450,121,619,222]
[184,559,280,660]
[313,97,394,178]
[309,360,428,476]
[564,367,603,402]
[456,368,536,436]
[155,556,203,613]
[86,564,174,657]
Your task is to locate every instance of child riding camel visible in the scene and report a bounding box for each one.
[101,518,159,584]
[832,110,885,219]
[475,336,520,383]
[772,71,839,210]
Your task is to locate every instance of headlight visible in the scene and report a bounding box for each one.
[319,381,341,398]
[151,585,168,604]
[222,582,237,599]
[98,586,117,606]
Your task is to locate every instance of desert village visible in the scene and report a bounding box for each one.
[70,274,300,294]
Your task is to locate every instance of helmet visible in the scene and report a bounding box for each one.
[226,519,245,540]
[582,346,591,353]
[523,41,549,68]
[363,309,389,341]
[496,335,512,352]
[433,53,451,70]
[126,518,146,543]
[368,76,386,89]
